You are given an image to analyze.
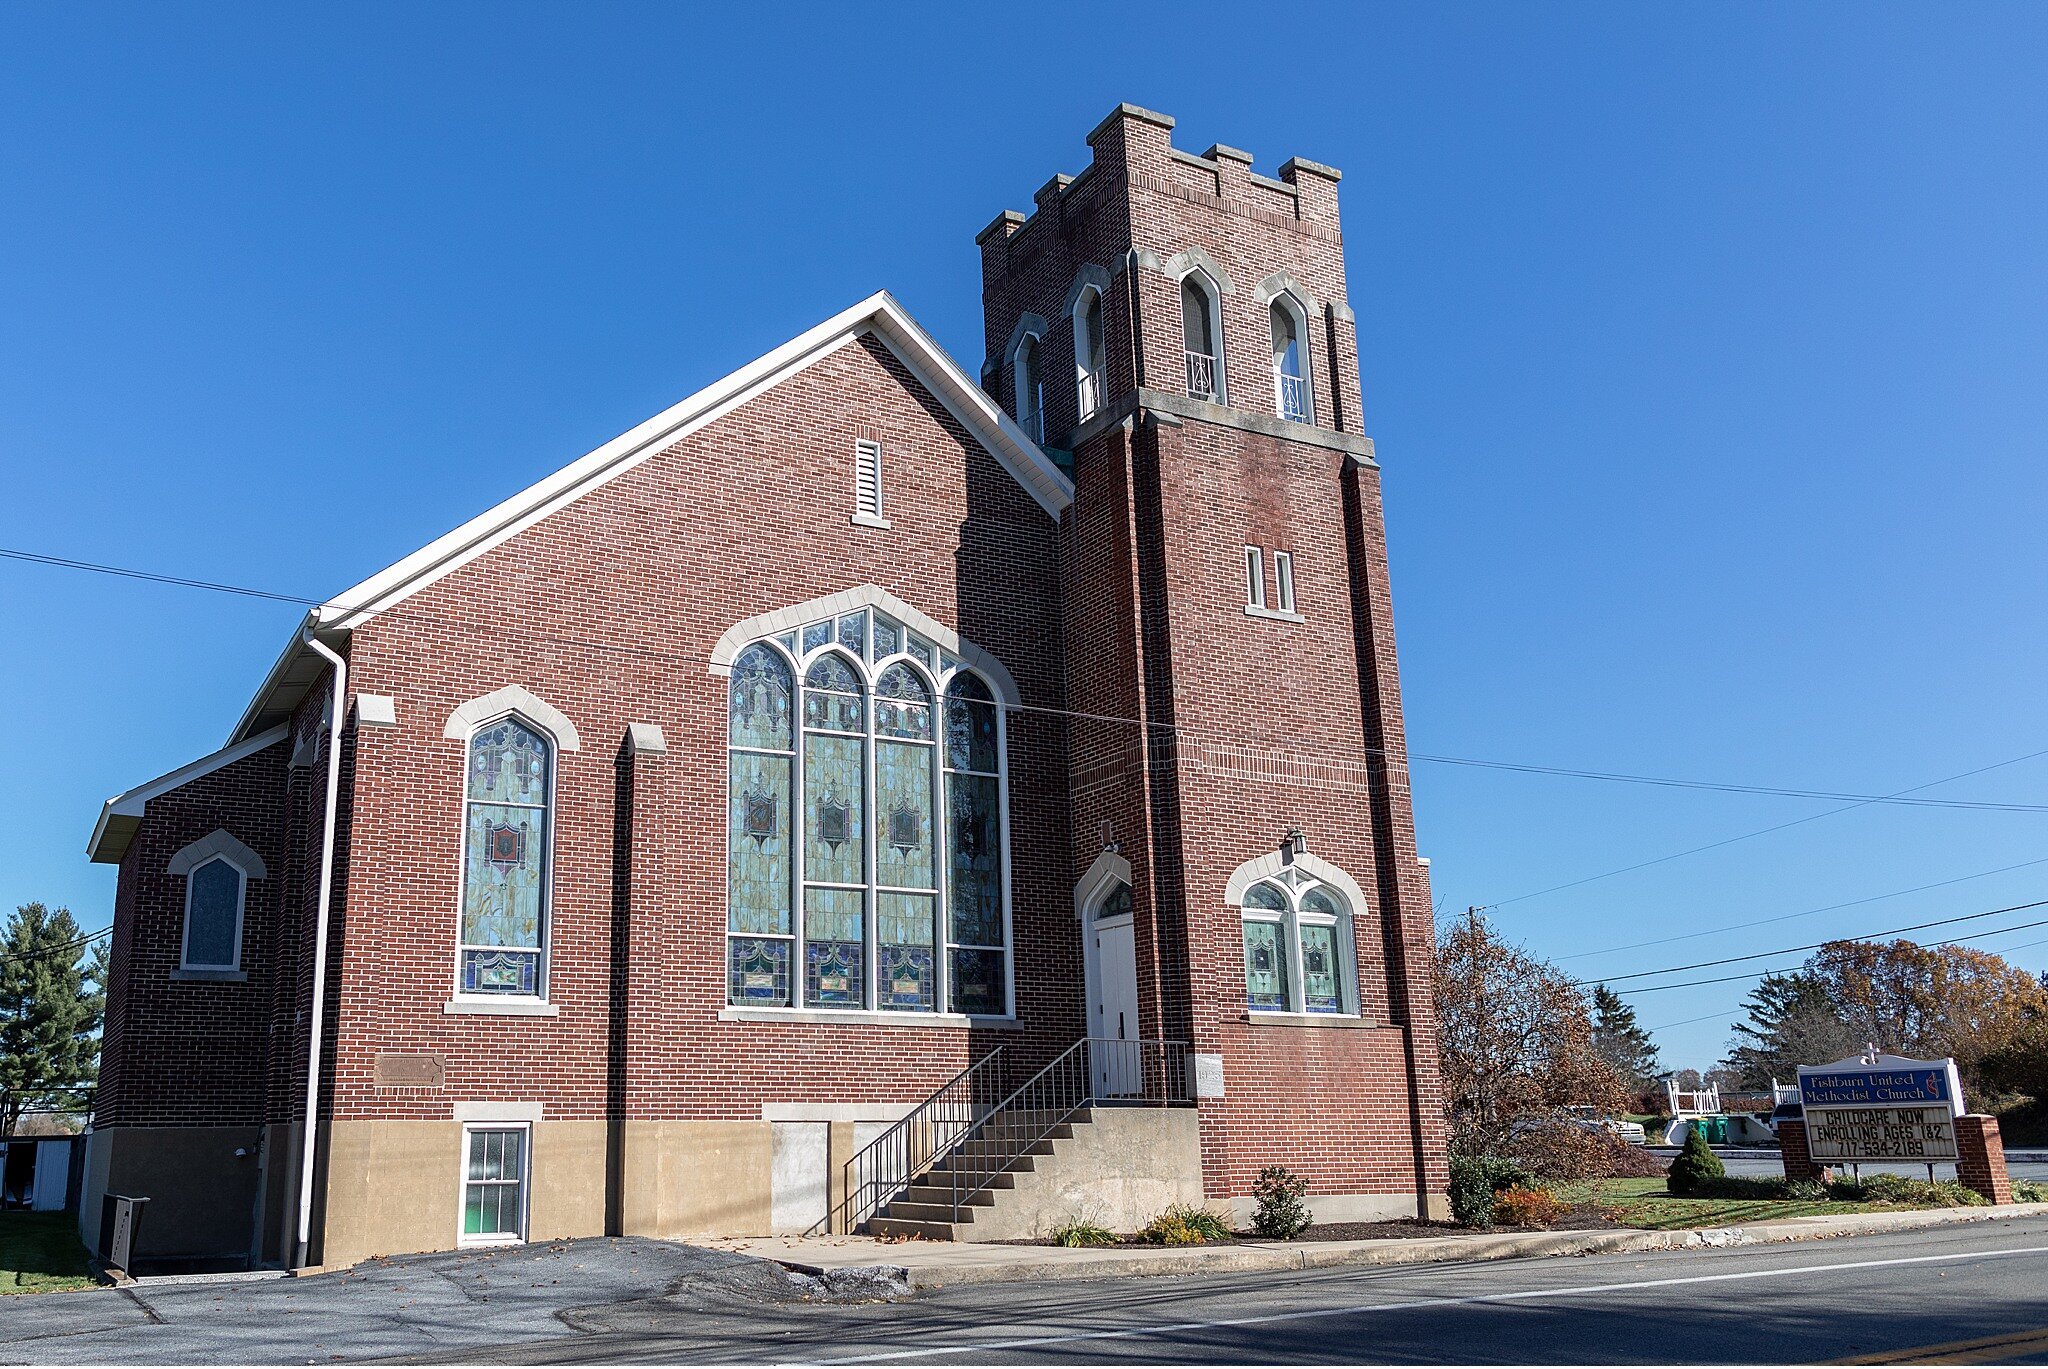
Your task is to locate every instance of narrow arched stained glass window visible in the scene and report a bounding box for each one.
[183,857,244,970]
[461,717,551,996]
[944,673,1003,1015]
[724,606,1010,1016]
[728,644,795,1005]
[803,652,866,1006]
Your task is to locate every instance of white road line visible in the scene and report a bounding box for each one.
[816,1242,2048,1364]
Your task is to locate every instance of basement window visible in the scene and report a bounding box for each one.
[460,1124,529,1245]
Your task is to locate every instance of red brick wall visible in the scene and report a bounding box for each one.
[97,741,292,1128]
[326,333,1080,1124]
[994,107,1448,1206]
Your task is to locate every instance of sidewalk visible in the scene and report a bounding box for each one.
[712,1201,2048,1290]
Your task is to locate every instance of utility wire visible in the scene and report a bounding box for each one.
[1614,914,2048,995]
[0,925,111,968]
[1559,853,2048,962]
[10,543,2048,815]
[1479,745,2048,913]
[1590,898,2048,986]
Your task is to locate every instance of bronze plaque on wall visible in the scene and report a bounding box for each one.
[373,1052,446,1089]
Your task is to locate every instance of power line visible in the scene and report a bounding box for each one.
[0,925,111,968]
[10,542,2048,820]
[1613,913,2048,995]
[1591,898,2048,986]
[1479,745,2048,913]
[1558,854,2048,962]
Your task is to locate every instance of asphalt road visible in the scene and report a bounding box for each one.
[442,1217,2048,1365]
[6,1218,2047,1364]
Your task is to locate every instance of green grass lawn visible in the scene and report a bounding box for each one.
[0,1211,104,1294]
[1586,1177,1980,1231]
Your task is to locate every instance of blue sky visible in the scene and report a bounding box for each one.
[5,4,2045,1073]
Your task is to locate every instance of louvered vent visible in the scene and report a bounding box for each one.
[854,439,883,519]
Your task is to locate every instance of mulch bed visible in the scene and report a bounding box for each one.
[1004,1210,1623,1248]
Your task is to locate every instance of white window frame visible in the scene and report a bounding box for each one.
[1273,551,1296,613]
[451,711,559,1006]
[1179,268,1227,404]
[1268,292,1314,424]
[1012,331,1044,442]
[1072,284,1106,422]
[723,605,1015,1021]
[1240,875,1357,1017]
[179,855,248,972]
[1244,546,1266,610]
[457,1121,530,1247]
[852,438,889,528]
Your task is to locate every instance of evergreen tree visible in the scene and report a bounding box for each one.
[0,903,103,1133]
[1590,985,1661,1089]
[1720,970,1859,1089]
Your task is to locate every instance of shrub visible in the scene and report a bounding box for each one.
[1666,1127,1726,1195]
[2013,1179,2048,1203]
[1685,1175,1792,1200]
[1832,1173,1987,1208]
[1141,1203,1233,1246]
[1251,1166,1312,1239]
[1448,1155,1532,1228]
[1047,1218,1117,1248]
[1492,1184,1572,1228]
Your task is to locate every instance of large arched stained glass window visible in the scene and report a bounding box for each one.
[725,605,1010,1015]
[461,717,553,996]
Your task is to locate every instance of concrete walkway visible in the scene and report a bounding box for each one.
[709,1201,2048,1290]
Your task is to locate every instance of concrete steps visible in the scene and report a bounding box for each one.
[865,1109,1095,1241]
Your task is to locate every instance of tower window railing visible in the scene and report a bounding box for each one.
[1186,350,1221,403]
[1278,373,1310,423]
[1077,368,1103,423]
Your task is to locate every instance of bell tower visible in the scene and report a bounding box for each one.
[979,105,1450,1221]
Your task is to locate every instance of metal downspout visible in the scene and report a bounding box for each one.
[296,629,346,1269]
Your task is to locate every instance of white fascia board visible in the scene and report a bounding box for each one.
[87,724,293,864]
[310,291,1071,637]
[226,614,319,746]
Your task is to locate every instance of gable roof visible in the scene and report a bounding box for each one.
[88,724,291,863]
[225,291,1073,745]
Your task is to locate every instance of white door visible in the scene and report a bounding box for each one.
[1090,919,1141,1097]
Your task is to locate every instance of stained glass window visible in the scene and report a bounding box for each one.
[724,607,1008,1015]
[1095,880,1132,921]
[460,717,550,996]
[183,858,243,969]
[1240,876,1355,1015]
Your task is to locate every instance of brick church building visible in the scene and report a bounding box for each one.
[82,104,1449,1269]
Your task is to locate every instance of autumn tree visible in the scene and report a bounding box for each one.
[1436,914,1626,1156]
[1812,939,2046,1090]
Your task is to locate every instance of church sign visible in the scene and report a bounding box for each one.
[1797,1054,1965,1162]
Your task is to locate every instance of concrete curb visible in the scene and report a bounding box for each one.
[732,1201,2048,1291]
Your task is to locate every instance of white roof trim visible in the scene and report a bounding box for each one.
[707,583,1023,707]
[167,829,269,881]
[1223,848,1370,914]
[309,291,1072,636]
[88,725,292,864]
[442,684,582,751]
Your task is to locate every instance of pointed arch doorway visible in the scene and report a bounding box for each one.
[1079,855,1142,1097]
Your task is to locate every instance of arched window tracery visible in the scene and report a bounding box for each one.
[726,605,1011,1015]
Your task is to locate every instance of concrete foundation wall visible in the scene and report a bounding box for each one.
[961,1108,1207,1242]
[91,1126,266,1261]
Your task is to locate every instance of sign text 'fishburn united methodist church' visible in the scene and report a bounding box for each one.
[1797,1054,1967,1163]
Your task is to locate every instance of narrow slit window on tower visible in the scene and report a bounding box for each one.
[1182,271,1224,403]
[1273,551,1296,613]
[1244,546,1265,610]
[1014,334,1043,442]
[1074,286,1106,421]
[1271,297,1311,423]
[853,439,887,526]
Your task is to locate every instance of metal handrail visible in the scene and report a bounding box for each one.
[1186,350,1222,402]
[1277,372,1310,423]
[939,1037,1192,1222]
[812,1046,1006,1235]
